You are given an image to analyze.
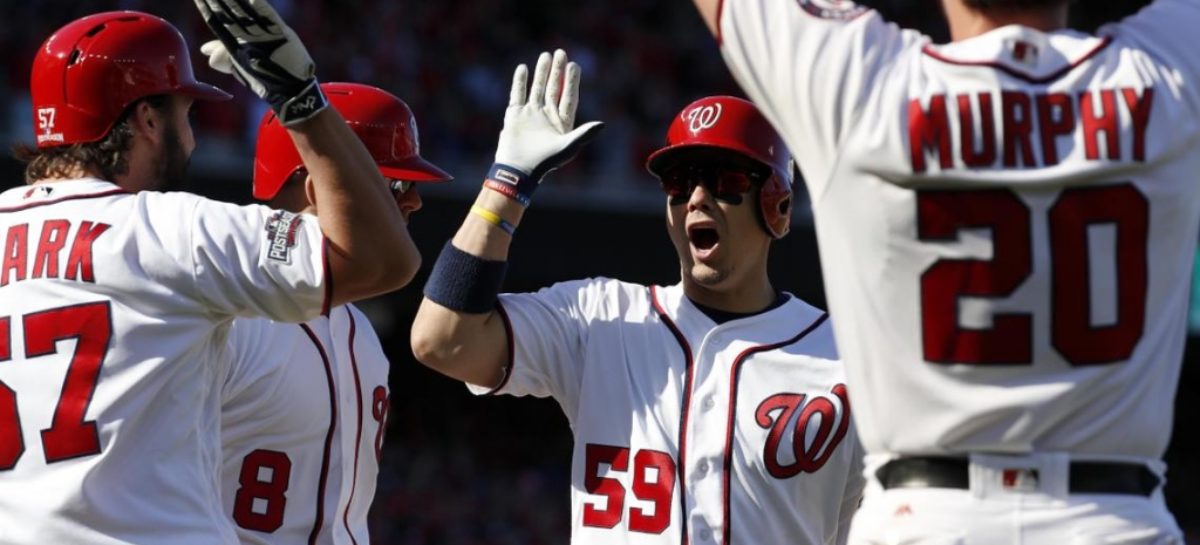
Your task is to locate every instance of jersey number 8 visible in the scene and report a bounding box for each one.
[233,449,293,533]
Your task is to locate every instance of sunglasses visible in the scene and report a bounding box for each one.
[658,163,765,206]
[389,179,414,198]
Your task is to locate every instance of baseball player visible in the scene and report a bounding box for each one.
[410,49,864,545]
[692,0,1198,541]
[0,2,417,542]
[220,82,451,545]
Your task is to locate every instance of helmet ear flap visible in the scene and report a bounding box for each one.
[772,195,792,238]
[758,171,793,239]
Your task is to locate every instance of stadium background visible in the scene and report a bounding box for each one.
[0,1,1195,543]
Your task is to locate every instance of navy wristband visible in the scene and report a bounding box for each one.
[423,241,509,314]
[483,163,538,206]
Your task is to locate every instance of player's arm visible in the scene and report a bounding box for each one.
[193,0,416,306]
[285,110,420,304]
[1111,0,1200,107]
[410,50,603,388]
[697,0,918,196]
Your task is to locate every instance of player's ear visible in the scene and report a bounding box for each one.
[304,175,318,212]
[128,100,165,145]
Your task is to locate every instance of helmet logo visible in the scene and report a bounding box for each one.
[685,103,722,134]
[36,108,64,144]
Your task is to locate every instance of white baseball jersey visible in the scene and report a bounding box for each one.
[220,304,391,545]
[470,279,864,545]
[0,179,328,545]
[718,0,1200,460]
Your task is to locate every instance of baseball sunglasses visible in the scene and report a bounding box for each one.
[658,161,768,206]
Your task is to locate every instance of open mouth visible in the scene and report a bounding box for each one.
[688,226,720,253]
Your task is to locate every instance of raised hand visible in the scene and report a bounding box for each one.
[193,0,327,126]
[487,49,605,205]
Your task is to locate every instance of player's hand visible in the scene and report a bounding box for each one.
[193,0,327,126]
[494,49,605,183]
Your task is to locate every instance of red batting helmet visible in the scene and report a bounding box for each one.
[646,96,794,238]
[30,11,231,148]
[253,82,452,201]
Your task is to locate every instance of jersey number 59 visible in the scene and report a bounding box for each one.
[582,444,676,534]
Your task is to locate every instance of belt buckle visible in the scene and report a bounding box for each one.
[1001,467,1040,492]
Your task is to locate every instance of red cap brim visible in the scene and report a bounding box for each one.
[378,156,453,183]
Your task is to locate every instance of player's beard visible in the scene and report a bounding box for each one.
[154,120,191,192]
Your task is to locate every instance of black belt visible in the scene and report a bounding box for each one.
[877,456,1160,497]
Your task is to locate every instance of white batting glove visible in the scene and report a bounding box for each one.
[493,49,604,186]
[193,0,327,126]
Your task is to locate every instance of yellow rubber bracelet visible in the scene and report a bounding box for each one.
[470,205,516,235]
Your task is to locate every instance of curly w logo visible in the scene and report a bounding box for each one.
[684,103,722,134]
[755,384,851,478]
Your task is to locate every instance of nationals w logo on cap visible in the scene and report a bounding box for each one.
[685,103,722,134]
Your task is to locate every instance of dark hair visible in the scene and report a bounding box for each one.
[12,95,170,184]
[963,0,1069,8]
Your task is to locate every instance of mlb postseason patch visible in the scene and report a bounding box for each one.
[796,0,869,21]
[265,211,303,264]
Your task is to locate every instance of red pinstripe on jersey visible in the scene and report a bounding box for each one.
[320,238,332,317]
[341,308,364,545]
[649,285,695,545]
[721,313,830,545]
[299,324,338,545]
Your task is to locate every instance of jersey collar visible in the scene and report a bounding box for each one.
[922,25,1111,85]
[0,178,125,208]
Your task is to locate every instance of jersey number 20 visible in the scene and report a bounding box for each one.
[918,184,1147,365]
[0,302,111,469]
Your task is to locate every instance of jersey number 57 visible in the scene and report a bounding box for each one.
[0,302,111,469]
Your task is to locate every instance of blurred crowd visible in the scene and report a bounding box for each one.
[0,0,746,193]
[0,1,1150,192]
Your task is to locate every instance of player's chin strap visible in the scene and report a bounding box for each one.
[423,242,508,314]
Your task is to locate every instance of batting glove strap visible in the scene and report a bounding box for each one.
[483,163,536,206]
[275,80,328,126]
[194,0,326,125]
[492,50,604,198]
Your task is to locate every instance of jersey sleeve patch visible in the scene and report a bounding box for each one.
[796,0,869,21]
[264,211,304,265]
